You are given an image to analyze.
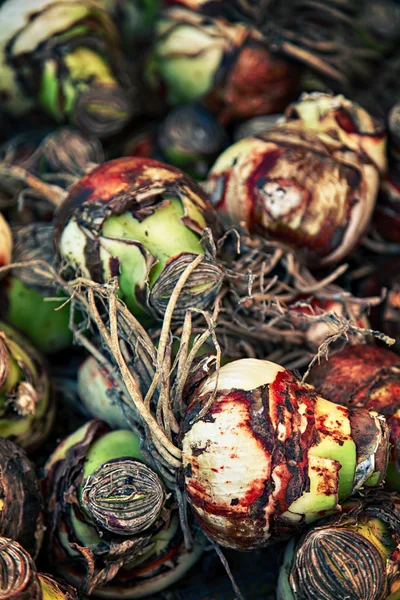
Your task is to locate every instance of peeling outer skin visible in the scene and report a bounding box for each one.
[206,128,380,267]
[282,92,387,174]
[43,420,166,595]
[181,368,388,550]
[309,344,400,479]
[0,438,44,559]
[53,157,220,284]
[54,157,218,242]
[350,409,389,490]
[156,7,248,57]
[43,420,113,591]
[43,419,108,541]
[53,518,155,595]
[0,322,54,453]
[64,521,205,599]
[0,537,42,600]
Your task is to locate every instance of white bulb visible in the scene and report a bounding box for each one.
[201,358,284,394]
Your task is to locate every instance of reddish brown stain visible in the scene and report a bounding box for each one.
[245,148,284,230]
[309,343,400,471]
[131,541,184,577]
[335,108,358,134]
[183,361,383,550]
[236,478,265,507]
[316,414,348,444]
[53,155,219,252]
[186,478,207,499]
[205,43,300,124]
[309,344,400,407]
[66,157,183,204]
[314,461,340,496]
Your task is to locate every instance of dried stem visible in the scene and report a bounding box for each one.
[362,233,400,255]
[205,536,246,600]
[174,484,193,550]
[173,311,192,415]
[173,328,216,418]
[0,164,66,206]
[295,0,354,23]
[301,319,395,383]
[280,40,347,84]
[107,286,182,464]
[157,254,204,366]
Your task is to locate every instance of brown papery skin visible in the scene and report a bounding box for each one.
[205,42,300,124]
[309,345,400,410]
[0,438,44,558]
[287,492,400,600]
[53,157,220,291]
[0,537,42,600]
[309,344,400,475]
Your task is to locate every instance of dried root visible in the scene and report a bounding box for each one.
[201,231,393,370]
[0,128,103,216]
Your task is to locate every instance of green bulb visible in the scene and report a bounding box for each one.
[6,277,73,354]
